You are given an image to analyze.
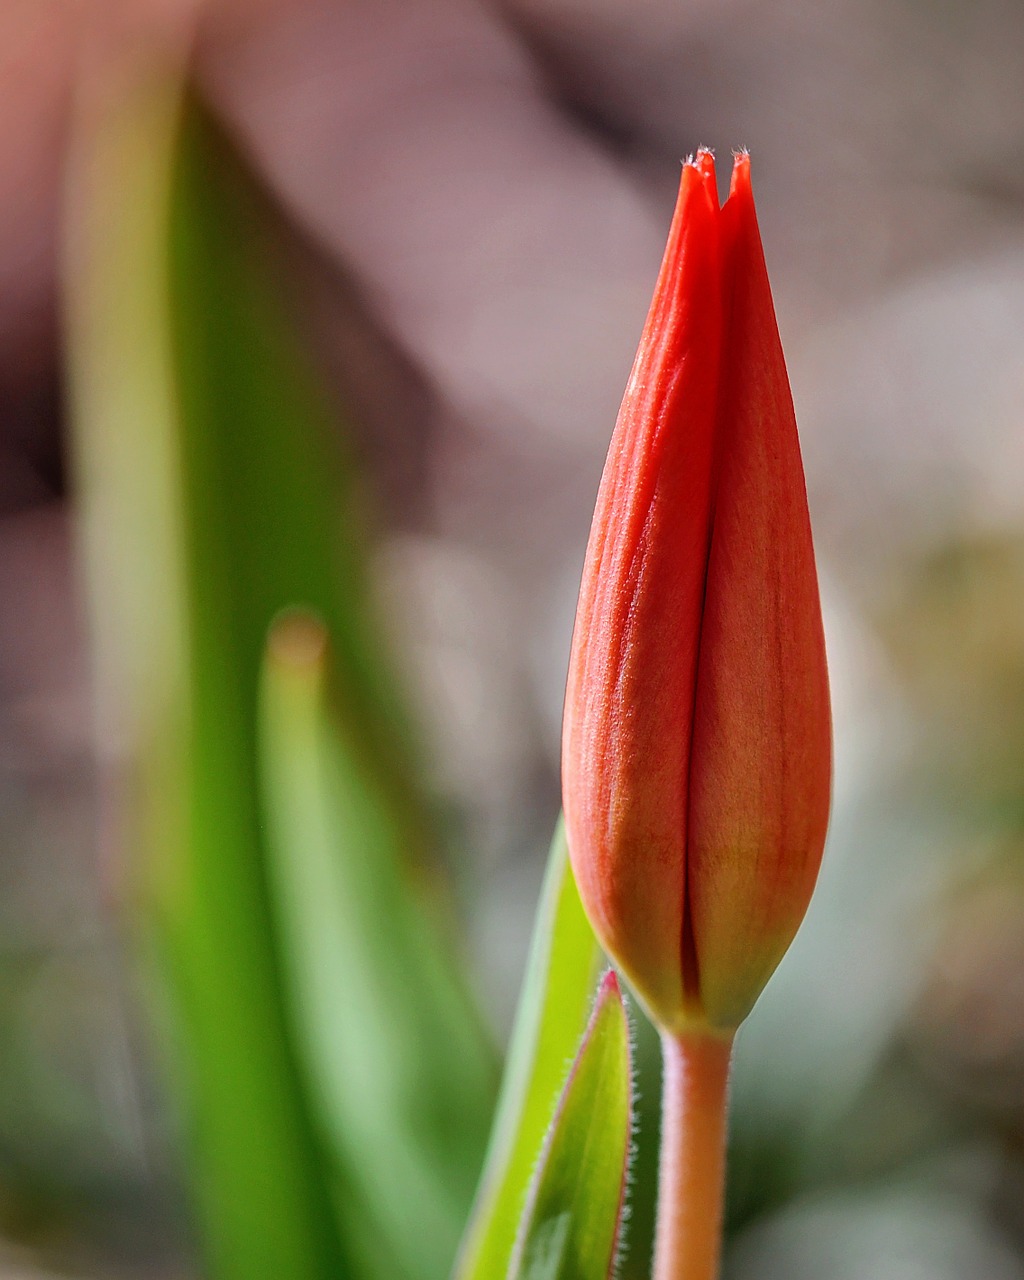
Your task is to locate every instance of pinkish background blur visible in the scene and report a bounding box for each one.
[3,1,1024,1276]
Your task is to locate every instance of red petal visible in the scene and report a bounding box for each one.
[686,154,832,1027]
[563,160,722,1026]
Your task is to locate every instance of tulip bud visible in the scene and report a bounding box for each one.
[562,150,831,1034]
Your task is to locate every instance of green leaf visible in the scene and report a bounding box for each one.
[259,612,497,1280]
[455,820,603,1280]
[67,79,349,1280]
[509,971,633,1280]
[67,80,483,1280]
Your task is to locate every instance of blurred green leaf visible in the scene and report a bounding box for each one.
[259,612,496,1280]
[67,78,481,1280]
[455,821,603,1280]
[509,971,633,1280]
[68,77,346,1280]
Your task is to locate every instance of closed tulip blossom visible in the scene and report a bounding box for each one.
[561,150,831,1280]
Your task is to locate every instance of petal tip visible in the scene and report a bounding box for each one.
[729,148,752,198]
[676,154,717,213]
[693,145,719,206]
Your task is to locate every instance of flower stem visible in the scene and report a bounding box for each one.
[652,1030,734,1280]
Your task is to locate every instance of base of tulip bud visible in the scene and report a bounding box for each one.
[652,1030,734,1280]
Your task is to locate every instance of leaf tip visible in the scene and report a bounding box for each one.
[267,607,329,670]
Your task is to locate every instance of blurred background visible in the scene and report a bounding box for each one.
[3,0,1024,1277]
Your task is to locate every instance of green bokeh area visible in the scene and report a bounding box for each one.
[66,87,499,1280]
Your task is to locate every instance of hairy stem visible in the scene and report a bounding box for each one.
[652,1031,734,1280]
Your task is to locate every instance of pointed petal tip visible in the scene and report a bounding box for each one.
[673,157,719,223]
[729,148,752,199]
[685,145,719,207]
[678,155,703,187]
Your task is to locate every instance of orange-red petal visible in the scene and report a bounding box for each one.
[562,159,722,1026]
[563,152,831,1034]
[686,154,831,1027]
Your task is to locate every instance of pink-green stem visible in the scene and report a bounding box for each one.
[652,1031,734,1280]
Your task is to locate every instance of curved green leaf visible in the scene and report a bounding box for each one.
[259,612,496,1280]
[67,80,351,1280]
[68,82,485,1280]
[509,971,633,1280]
[455,820,603,1280]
